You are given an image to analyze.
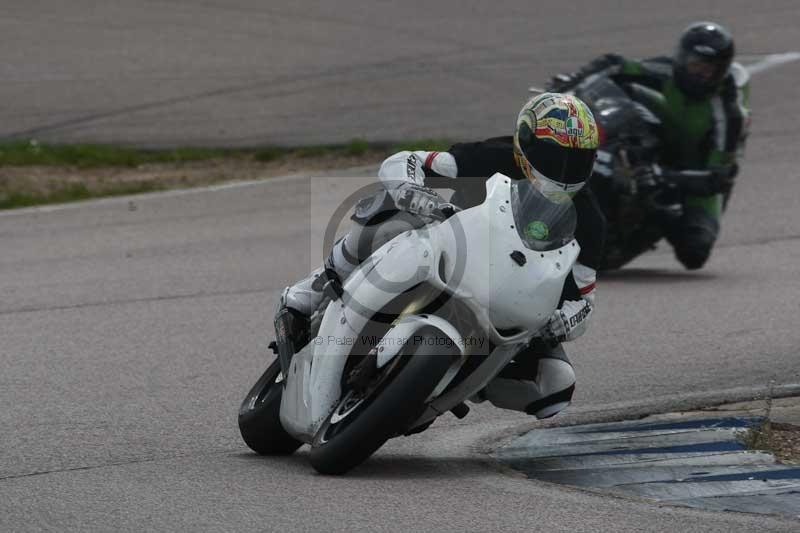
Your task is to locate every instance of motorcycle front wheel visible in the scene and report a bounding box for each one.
[309,326,458,475]
[238,358,303,455]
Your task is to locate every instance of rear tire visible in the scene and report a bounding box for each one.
[309,326,457,475]
[238,359,303,455]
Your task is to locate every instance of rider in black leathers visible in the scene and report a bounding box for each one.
[548,21,749,269]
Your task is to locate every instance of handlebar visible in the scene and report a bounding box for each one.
[656,168,729,196]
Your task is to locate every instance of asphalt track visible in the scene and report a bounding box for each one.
[2,1,800,531]
[1,0,798,146]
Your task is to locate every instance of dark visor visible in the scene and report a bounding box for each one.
[520,129,597,185]
[685,53,729,84]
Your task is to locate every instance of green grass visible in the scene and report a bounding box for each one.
[0,181,167,209]
[740,418,773,451]
[0,137,456,209]
[253,146,285,163]
[0,138,454,168]
[0,140,237,168]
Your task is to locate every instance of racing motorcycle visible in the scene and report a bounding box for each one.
[238,174,579,474]
[532,73,739,270]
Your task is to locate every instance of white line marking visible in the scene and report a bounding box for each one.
[0,164,378,218]
[745,51,800,75]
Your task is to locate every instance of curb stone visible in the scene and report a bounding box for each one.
[492,396,800,519]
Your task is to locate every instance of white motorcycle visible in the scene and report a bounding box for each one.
[238,173,580,474]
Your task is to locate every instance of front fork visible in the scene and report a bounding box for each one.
[273,306,309,377]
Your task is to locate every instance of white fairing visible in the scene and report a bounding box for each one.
[279,173,579,442]
[375,314,465,369]
[280,229,439,440]
[431,174,578,336]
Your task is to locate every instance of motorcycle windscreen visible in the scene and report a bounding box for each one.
[510,179,577,251]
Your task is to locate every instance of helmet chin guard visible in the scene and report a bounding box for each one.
[526,164,584,204]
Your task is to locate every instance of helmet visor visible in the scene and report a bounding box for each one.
[520,133,597,185]
[684,53,729,85]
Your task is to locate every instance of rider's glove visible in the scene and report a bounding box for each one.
[614,164,658,194]
[546,73,577,92]
[542,299,593,343]
[634,165,659,189]
[432,202,460,220]
[391,182,447,220]
[546,54,626,93]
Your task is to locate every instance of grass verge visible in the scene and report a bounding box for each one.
[0,137,454,209]
[0,140,236,168]
[741,420,800,464]
[0,138,454,168]
[738,388,800,464]
[0,182,166,210]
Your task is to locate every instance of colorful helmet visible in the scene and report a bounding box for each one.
[513,93,599,203]
[674,21,734,99]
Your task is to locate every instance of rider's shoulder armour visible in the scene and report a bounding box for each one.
[636,57,674,81]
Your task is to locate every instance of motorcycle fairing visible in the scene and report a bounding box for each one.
[279,174,579,442]
[429,174,579,336]
[280,228,440,441]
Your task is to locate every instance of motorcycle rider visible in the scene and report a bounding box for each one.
[277,93,604,419]
[548,21,749,270]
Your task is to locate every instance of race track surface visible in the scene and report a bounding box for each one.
[2,1,800,531]
[1,0,798,146]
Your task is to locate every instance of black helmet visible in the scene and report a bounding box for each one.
[674,22,734,99]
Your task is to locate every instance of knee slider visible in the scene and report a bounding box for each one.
[524,384,575,418]
[672,208,718,269]
[524,359,576,418]
[674,225,716,270]
[675,244,711,270]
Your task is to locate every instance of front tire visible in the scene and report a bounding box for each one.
[309,326,457,475]
[238,359,302,455]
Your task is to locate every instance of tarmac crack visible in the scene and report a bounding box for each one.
[0,447,239,484]
[0,286,274,317]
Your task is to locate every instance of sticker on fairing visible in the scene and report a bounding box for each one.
[525,220,550,240]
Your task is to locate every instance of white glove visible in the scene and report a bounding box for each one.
[389,182,446,220]
[543,299,593,343]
